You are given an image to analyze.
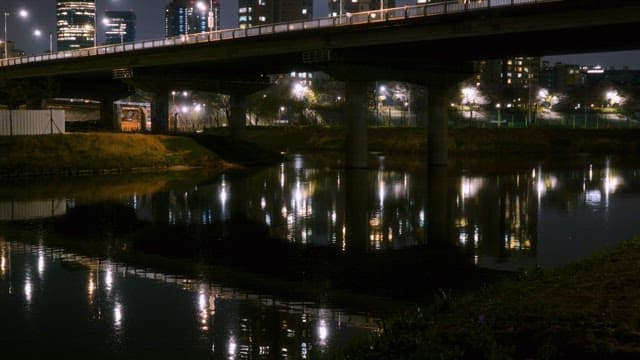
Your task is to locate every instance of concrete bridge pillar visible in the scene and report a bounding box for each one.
[151,91,169,133]
[229,94,247,142]
[427,86,450,167]
[345,81,369,169]
[98,96,118,131]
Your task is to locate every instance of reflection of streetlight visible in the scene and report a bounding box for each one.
[496,103,502,127]
[3,9,29,59]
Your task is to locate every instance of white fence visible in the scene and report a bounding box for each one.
[0,199,67,221]
[0,110,65,136]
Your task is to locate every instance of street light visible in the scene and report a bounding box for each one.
[461,86,479,122]
[3,9,29,59]
[197,1,215,32]
[33,29,53,54]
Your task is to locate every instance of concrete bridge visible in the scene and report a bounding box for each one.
[1,0,640,167]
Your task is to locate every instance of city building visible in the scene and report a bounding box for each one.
[56,0,96,51]
[329,0,395,17]
[239,0,313,28]
[0,41,25,59]
[103,11,136,45]
[165,0,220,37]
[540,61,581,93]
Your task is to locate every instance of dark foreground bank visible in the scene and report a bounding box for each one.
[332,237,640,359]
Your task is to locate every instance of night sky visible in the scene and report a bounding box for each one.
[3,0,640,69]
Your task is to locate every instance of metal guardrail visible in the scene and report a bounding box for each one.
[0,0,559,68]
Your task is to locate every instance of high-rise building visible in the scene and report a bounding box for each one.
[165,0,220,37]
[328,0,395,17]
[239,0,313,28]
[104,11,136,45]
[57,0,96,51]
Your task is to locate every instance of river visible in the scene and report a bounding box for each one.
[2,152,640,358]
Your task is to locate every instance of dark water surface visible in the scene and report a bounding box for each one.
[2,153,640,358]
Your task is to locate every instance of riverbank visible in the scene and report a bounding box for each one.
[0,132,236,177]
[333,237,640,359]
[204,126,640,158]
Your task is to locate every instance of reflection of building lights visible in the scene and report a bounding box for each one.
[260,197,266,209]
[114,302,123,330]
[461,177,484,199]
[105,264,114,292]
[228,337,237,357]
[24,275,33,304]
[301,342,308,359]
[317,320,329,345]
[37,251,45,277]
[88,272,97,300]
[219,180,228,208]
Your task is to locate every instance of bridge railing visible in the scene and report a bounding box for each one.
[0,0,560,68]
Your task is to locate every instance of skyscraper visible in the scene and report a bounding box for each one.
[57,0,96,51]
[238,0,313,28]
[165,0,220,37]
[328,0,395,17]
[104,11,136,45]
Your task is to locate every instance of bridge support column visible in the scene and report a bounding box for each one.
[229,94,247,142]
[427,86,449,167]
[345,81,369,169]
[99,96,118,131]
[151,91,169,133]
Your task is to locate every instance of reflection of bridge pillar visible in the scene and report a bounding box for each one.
[345,81,369,169]
[426,165,450,247]
[229,94,247,142]
[344,169,369,252]
[151,91,169,133]
[427,86,449,166]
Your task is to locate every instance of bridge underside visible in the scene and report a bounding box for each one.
[0,0,638,164]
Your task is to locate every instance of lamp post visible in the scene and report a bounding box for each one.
[33,29,53,54]
[3,9,28,59]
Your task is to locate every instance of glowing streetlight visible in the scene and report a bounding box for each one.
[605,90,624,107]
[33,29,53,54]
[196,1,215,32]
[3,9,29,59]
[461,86,479,121]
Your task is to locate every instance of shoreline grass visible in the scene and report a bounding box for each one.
[0,132,237,177]
[333,237,640,359]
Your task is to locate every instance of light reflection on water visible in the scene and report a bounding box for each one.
[104,154,640,270]
[2,154,640,355]
[0,240,376,358]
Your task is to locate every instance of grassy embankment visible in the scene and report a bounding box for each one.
[0,132,236,177]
